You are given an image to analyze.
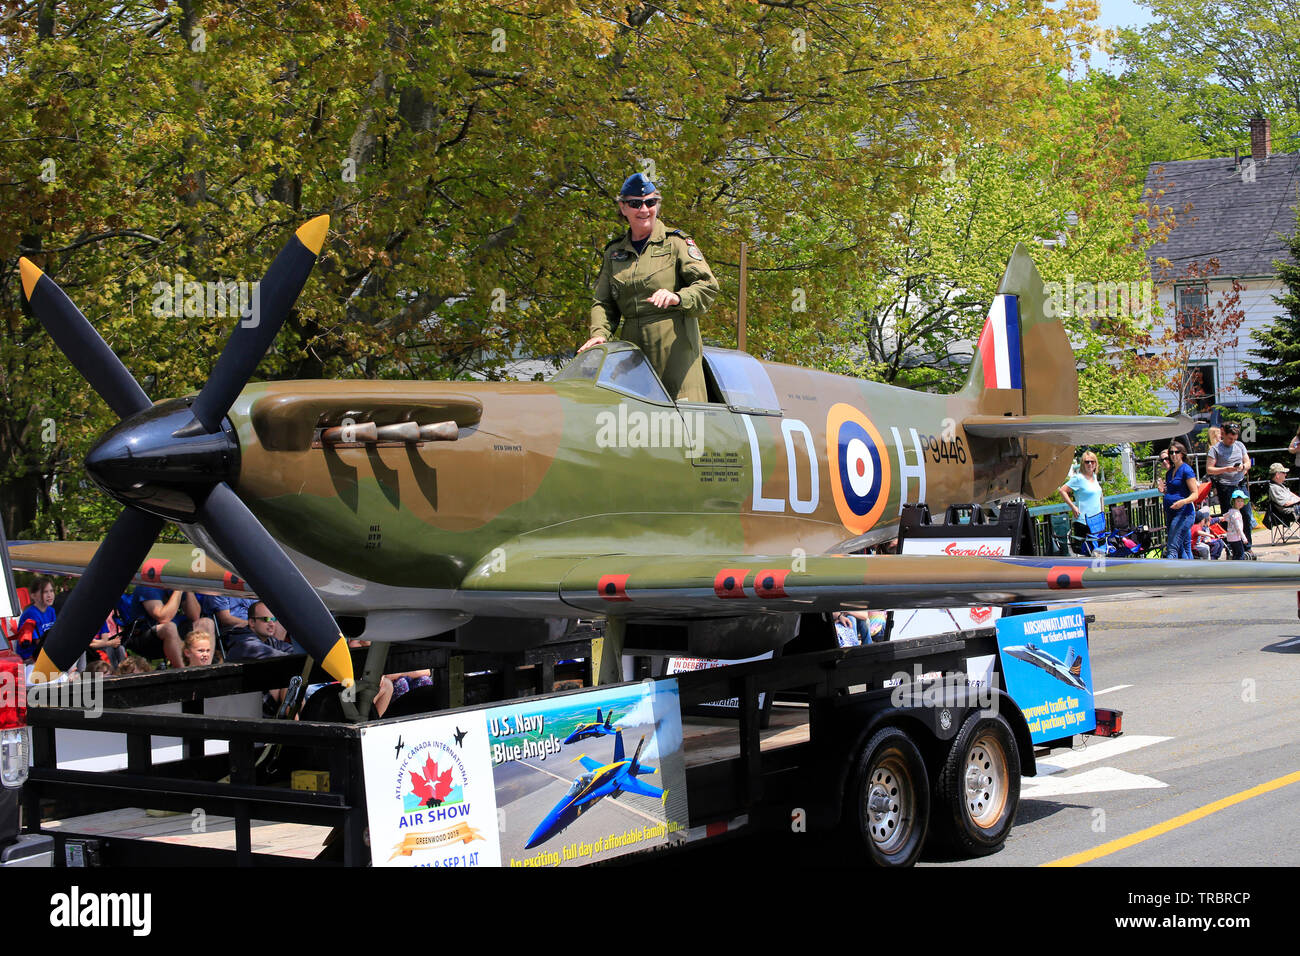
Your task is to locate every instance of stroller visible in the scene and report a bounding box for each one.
[1074,511,1148,558]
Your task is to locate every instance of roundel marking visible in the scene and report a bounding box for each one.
[826,403,892,535]
[223,571,246,591]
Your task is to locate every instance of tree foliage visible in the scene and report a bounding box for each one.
[1244,218,1300,423]
[1111,0,1300,167]
[820,74,1171,415]
[3,0,1101,536]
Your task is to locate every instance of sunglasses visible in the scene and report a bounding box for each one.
[620,197,660,209]
[250,615,277,623]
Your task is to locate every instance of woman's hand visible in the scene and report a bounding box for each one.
[578,334,606,352]
[647,289,681,308]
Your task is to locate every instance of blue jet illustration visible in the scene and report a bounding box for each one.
[562,707,618,745]
[525,731,665,849]
[1003,643,1088,691]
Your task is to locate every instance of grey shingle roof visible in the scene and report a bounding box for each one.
[1144,152,1300,279]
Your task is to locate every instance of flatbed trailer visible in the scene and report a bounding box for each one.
[18,620,1056,868]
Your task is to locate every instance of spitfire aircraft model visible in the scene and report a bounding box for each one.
[14,217,1300,692]
[562,708,619,745]
[525,731,664,849]
[1003,644,1088,691]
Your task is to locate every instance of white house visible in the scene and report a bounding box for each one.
[1143,117,1300,416]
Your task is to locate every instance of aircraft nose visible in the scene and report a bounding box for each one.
[85,397,241,521]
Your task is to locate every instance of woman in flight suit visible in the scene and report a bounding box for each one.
[580,173,720,402]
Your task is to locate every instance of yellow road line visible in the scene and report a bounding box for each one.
[1043,769,1300,867]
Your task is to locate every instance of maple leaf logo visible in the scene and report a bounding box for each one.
[409,755,455,807]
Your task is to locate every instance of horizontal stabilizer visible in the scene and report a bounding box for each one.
[963,413,1194,444]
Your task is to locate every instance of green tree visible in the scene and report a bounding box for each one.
[818,74,1171,415]
[1,0,1101,538]
[1110,0,1300,167]
[1244,220,1300,424]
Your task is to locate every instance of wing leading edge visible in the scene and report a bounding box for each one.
[457,550,1300,617]
[8,540,254,598]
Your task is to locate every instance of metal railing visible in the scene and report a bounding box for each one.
[1028,489,1166,557]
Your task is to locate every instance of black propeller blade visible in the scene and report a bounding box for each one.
[18,216,353,688]
[18,259,152,420]
[31,508,164,678]
[188,215,329,434]
[196,482,350,682]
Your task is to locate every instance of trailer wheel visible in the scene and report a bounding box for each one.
[933,712,1020,856]
[845,726,929,867]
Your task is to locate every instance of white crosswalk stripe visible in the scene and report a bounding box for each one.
[1022,734,1172,799]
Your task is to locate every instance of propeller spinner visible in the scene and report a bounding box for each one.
[17,216,354,687]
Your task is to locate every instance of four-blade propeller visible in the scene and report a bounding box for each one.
[17,216,353,687]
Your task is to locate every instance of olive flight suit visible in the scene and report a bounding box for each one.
[590,220,719,403]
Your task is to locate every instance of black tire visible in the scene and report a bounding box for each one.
[932,712,1020,856]
[843,726,930,867]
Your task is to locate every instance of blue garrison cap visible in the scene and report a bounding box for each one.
[620,173,658,197]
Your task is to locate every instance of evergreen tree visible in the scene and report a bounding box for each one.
[1244,218,1300,424]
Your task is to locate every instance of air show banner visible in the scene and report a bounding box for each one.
[995,606,1096,743]
[488,680,687,867]
[361,712,502,868]
[361,679,688,867]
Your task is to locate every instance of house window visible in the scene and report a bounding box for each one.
[1185,362,1217,412]
[1175,283,1208,335]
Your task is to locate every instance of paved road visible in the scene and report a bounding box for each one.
[955,584,1300,867]
[639,552,1300,871]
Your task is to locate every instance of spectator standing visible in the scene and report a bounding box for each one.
[1163,442,1200,559]
[1060,451,1104,554]
[1225,490,1250,560]
[1207,422,1254,552]
[1288,426,1300,467]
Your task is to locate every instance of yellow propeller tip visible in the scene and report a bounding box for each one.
[295,214,330,255]
[18,257,43,301]
[322,636,354,686]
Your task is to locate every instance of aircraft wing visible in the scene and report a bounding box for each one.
[963,413,1195,444]
[7,540,254,598]
[575,755,604,773]
[462,549,1300,617]
[618,775,665,801]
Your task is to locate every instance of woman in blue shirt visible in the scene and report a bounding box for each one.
[1163,441,1201,559]
[1060,451,1105,554]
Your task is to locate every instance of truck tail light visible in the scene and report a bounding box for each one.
[0,649,29,788]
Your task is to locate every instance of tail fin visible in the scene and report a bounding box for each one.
[595,707,603,725]
[630,735,646,774]
[961,244,1079,498]
[1067,650,1083,678]
[613,730,625,764]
